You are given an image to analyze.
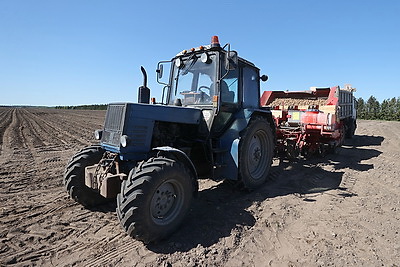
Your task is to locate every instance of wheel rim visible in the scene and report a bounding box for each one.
[150,179,184,226]
[246,129,269,180]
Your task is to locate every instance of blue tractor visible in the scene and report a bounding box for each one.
[64,36,276,243]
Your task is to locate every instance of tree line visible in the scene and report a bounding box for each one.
[357,96,400,121]
[55,104,107,110]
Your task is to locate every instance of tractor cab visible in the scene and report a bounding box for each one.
[157,36,267,133]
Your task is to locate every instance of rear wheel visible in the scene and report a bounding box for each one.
[64,145,109,207]
[344,118,357,139]
[116,156,194,243]
[239,117,274,189]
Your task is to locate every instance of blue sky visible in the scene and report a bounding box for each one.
[1,0,399,106]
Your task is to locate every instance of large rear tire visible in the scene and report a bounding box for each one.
[345,118,356,139]
[64,145,109,207]
[239,117,274,189]
[116,156,194,243]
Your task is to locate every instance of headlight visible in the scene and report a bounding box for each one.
[201,52,211,64]
[175,58,184,68]
[120,135,129,147]
[94,129,103,140]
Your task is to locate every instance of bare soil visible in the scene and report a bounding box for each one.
[0,107,399,266]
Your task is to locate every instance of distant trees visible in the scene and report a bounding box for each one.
[357,96,400,121]
[55,104,107,110]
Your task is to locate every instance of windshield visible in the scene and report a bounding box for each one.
[169,53,217,106]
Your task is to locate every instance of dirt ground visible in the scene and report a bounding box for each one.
[0,107,399,266]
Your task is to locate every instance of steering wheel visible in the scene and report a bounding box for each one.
[196,86,211,103]
[198,85,211,94]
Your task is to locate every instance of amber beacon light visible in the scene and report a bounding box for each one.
[211,35,220,48]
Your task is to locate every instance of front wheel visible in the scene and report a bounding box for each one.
[239,117,275,189]
[64,145,109,207]
[116,156,195,243]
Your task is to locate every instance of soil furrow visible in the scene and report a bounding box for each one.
[20,108,89,146]
[0,108,14,155]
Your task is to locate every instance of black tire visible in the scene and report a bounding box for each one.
[239,117,275,189]
[345,118,356,139]
[64,145,109,207]
[351,119,357,137]
[116,156,194,243]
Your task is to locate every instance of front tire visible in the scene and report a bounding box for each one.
[64,145,109,207]
[116,156,194,243]
[239,117,274,189]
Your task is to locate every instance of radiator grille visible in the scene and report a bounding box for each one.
[102,104,125,147]
[104,104,125,131]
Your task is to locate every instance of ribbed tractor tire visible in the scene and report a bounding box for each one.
[238,117,275,190]
[116,156,194,244]
[64,145,109,207]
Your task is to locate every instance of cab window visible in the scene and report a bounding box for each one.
[221,68,239,104]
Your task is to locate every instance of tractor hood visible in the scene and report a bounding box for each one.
[100,103,202,160]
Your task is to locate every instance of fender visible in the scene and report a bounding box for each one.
[152,146,199,195]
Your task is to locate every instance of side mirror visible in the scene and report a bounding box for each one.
[156,61,171,86]
[156,63,164,79]
[225,51,238,70]
[260,75,268,82]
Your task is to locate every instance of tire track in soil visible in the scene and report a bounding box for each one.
[0,107,42,198]
[0,108,40,265]
[0,109,35,188]
[0,108,14,156]
[46,208,133,267]
[18,109,47,148]
[20,108,91,147]
[16,109,83,185]
[0,109,59,188]
[21,109,62,146]
[33,108,105,145]
[81,235,145,267]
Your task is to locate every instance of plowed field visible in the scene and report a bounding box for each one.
[0,107,399,266]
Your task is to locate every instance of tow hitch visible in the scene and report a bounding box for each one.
[85,152,126,198]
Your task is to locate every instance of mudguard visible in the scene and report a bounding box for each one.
[152,146,199,195]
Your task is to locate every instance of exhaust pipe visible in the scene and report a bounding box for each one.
[138,66,150,104]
